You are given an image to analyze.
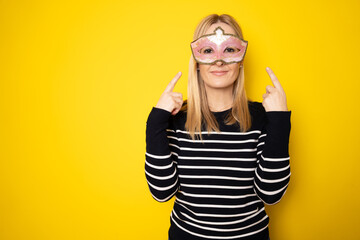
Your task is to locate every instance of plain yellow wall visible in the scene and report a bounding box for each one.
[1,0,360,239]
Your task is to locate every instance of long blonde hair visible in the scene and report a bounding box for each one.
[182,14,251,140]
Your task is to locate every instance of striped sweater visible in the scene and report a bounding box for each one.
[145,101,291,240]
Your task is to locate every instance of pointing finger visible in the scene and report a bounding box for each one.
[266,67,283,90]
[164,71,182,93]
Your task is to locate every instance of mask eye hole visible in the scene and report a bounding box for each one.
[224,47,240,53]
[200,47,214,54]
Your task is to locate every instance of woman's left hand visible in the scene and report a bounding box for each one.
[262,67,288,112]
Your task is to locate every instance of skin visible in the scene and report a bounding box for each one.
[155,23,288,115]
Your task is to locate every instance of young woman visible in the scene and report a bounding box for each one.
[145,14,291,240]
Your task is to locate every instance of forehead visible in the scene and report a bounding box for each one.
[204,22,236,35]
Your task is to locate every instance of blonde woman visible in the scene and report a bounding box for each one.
[145,14,291,240]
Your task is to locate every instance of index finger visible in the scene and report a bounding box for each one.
[164,71,182,92]
[266,67,283,90]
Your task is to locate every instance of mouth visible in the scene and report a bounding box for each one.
[210,71,228,76]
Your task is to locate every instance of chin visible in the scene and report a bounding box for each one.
[206,81,234,89]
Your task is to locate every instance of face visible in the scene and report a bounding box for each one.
[197,22,242,90]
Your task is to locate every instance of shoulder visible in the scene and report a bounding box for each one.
[169,100,266,129]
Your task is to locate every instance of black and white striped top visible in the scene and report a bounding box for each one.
[145,101,291,240]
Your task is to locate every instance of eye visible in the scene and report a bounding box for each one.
[225,47,240,53]
[200,47,213,54]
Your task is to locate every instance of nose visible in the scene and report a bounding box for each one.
[215,61,224,66]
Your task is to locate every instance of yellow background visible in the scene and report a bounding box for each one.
[1,0,359,239]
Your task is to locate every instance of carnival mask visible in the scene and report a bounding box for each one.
[190,26,248,65]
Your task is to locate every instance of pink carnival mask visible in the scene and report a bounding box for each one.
[190,26,248,65]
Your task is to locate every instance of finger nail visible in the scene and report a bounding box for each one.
[266,67,270,71]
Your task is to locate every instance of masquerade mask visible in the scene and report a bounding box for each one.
[190,26,248,65]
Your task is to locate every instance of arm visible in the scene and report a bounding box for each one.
[145,107,180,202]
[254,111,291,205]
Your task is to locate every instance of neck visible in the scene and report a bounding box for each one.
[205,84,234,112]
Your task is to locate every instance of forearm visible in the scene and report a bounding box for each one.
[145,107,180,202]
[254,111,291,205]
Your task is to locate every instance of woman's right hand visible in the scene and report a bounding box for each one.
[155,71,183,116]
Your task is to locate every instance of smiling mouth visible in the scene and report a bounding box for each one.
[211,71,228,76]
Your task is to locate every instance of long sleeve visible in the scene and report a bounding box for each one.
[145,107,180,202]
[253,111,292,205]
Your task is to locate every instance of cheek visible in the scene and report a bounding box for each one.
[199,71,210,83]
[231,66,241,78]
[199,67,210,81]
[231,69,240,79]
[226,68,238,80]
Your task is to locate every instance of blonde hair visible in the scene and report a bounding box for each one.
[182,14,251,140]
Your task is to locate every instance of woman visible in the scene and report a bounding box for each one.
[145,14,291,240]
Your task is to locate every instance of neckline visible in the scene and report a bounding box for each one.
[211,107,232,115]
